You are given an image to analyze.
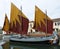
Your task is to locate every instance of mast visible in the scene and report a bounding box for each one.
[20,0,23,35]
[20,5,23,36]
[34,6,37,32]
[35,7,36,31]
[45,10,47,36]
[21,5,23,32]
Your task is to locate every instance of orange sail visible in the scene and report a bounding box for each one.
[2,14,10,34]
[34,6,53,34]
[9,3,29,34]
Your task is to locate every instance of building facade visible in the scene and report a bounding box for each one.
[53,18,60,32]
[28,21,35,34]
[28,18,60,34]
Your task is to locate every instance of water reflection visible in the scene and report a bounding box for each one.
[2,42,10,49]
[2,42,60,49]
[10,45,60,49]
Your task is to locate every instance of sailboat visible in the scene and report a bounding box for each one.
[2,14,12,41]
[9,3,59,45]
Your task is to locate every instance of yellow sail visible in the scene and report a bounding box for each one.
[10,3,29,34]
[34,6,53,34]
[2,14,9,32]
[35,6,51,27]
[10,3,27,27]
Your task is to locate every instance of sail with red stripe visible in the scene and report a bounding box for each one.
[2,14,10,34]
[33,6,53,34]
[9,3,29,34]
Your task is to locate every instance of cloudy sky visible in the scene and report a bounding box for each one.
[0,0,60,27]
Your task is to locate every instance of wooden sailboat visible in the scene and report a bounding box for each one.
[10,4,59,45]
[2,14,12,41]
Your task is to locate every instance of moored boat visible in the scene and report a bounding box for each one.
[2,3,59,45]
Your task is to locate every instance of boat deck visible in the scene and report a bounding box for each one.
[27,33,52,37]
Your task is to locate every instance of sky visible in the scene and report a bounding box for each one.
[0,0,60,27]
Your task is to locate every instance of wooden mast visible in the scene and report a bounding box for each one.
[45,10,47,36]
[20,0,23,36]
[35,6,37,32]
[20,5,22,36]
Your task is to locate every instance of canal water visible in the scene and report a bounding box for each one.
[0,30,60,49]
[0,41,60,49]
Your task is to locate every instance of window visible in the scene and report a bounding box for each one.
[30,24,32,28]
[55,23,57,26]
[56,28,58,32]
[58,22,60,25]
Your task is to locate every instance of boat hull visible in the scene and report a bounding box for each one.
[9,35,59,45]
[10,40,51,45]
[10,40,59,46]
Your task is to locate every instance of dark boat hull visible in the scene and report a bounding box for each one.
[10,40,51,45]
[10,39,59,46]
[10,35,59,45]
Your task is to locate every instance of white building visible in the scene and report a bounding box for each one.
[28,21,35,34]
[28,18,60,33]
[53,18,60,32]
